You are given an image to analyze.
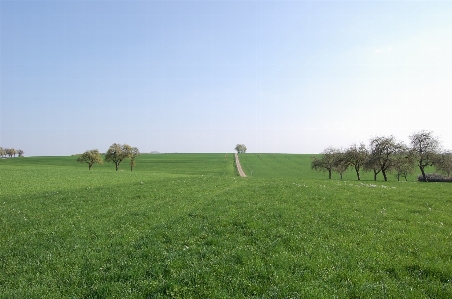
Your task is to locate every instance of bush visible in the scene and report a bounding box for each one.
[417,173,452,182]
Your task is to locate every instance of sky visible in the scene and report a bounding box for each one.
[1,0,452,156]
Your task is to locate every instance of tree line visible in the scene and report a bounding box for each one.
[77,143,140,171]
[0,147,24,158]
[311,131,452,182]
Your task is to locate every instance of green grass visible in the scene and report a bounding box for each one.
[1,154,451,298]
[238,153,423,181]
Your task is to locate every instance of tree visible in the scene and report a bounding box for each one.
[0,147,5,157]
[344,143,368,180]
[105,143,129,171]
[235,144,247,153]
[434,150,452,177]
[17,149,24,157]
[77,149,103,170]
[126,146,140,171]
[409,131,442,182]
[333,152,349,180]
[311,147,341,179]
[363,154,382,181]
[392,150,415,181]
[366,136,405,181]
[5,148,16,158]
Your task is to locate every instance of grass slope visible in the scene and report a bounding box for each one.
[238,153,423,181]
[1,154,451,298]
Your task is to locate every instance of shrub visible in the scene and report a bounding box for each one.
[417,173,452,182]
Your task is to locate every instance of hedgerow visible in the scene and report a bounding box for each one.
[417,173,452,182]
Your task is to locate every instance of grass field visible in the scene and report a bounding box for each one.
[238,153,423,181]
[1,154,451,298]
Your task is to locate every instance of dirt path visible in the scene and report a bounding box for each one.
[235,153,247,177]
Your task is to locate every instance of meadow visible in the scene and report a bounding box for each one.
[1,154,451,298]
[238,153,422,181]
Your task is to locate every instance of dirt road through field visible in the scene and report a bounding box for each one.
[235,153,247,177]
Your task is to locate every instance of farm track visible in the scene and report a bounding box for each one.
[235,153,247,177]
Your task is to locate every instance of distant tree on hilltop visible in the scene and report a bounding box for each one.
[105,143,129,171]
[235,144,247,154]
[5,148,16,158]
[77,149,103,170]
[124,145,140,171]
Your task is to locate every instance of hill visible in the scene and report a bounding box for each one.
[1,154,451,298]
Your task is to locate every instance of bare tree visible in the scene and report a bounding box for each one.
[366,136,406,181]
[311,147,341,179]
[409,131,442,182]
[77,149,103,170]
[235,144,247,154]
[344,143,368,180]
[17,149,24,157]
[434,150,452,177]
[105,143,129,171]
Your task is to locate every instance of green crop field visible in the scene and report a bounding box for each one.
[238,153,423,181]
[1,154,451,298]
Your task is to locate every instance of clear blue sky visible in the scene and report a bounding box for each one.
[1,1,451,156]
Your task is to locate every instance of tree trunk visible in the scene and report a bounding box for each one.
[382,169,388,181]
[328,170,332,179]
[419,166,427,182]
[115,163,119,171]
[355,169,360,181]
[89,164,92,170]
[373,170,377,181]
